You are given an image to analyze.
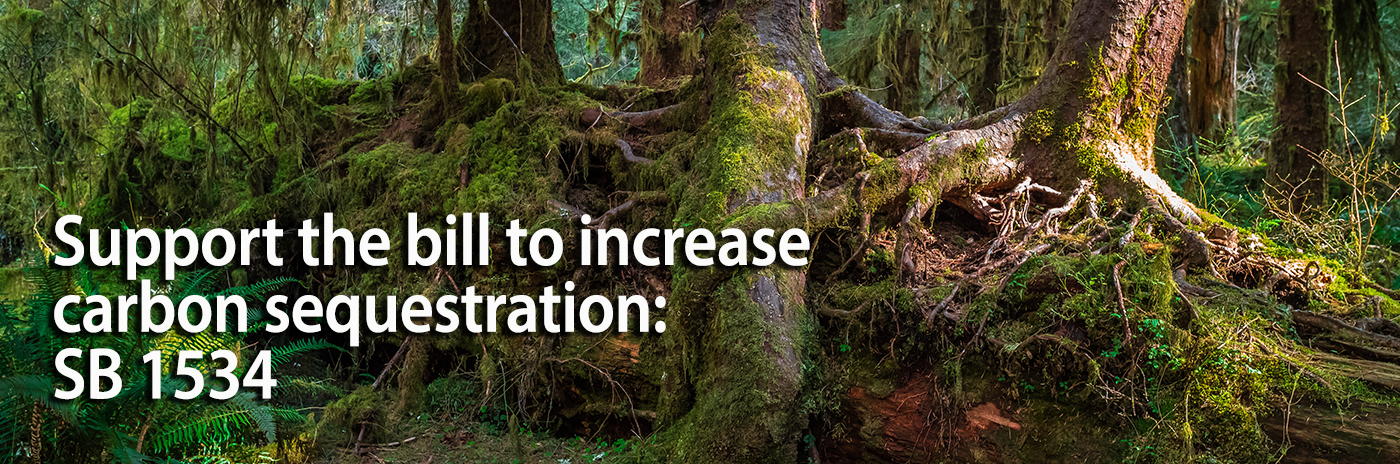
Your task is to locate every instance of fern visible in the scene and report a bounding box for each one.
[271,338,346,368]
[0,261,332,463]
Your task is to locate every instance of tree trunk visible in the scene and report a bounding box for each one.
[1188,0,1239,145]
[972,0,1005,114]
[458,0,563,84]
[658,0,1194,461]
[885,26,922,117]
[637,0,700,85]
[1268,0,1331,211]
[436,0,459,97]
[982,0,1192,213]
[658,2,829,461]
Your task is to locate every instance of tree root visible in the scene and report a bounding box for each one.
[1028,179,1088,236]
[615,139,654,165]
[580,103,684,133]
[1293,310,1400,352]
[819,300,871,318]
[549,192,666,229]
[1113,261,1131,346]
[929,242,1050,324]
[830,212,873,284]
[1174,268,1219,298]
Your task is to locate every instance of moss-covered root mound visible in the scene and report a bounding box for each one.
[806,202,1400,463]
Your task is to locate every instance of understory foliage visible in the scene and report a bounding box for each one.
[0,261,337,463]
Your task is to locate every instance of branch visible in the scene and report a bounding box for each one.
[371,337,412,389]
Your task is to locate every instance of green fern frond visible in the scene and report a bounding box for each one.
[271,338,345,369]
[218,276,300,301]
[0,375,79,425]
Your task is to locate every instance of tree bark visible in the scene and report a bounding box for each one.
[1188,0,1239,145]
[458,0,564,84]
[1268,0,1331,211]
[998,0,1192,214]
[638,0,700,85]
[436,0,459,97]
[658,2,830,460]
[885,26,922,117]
[971,0,1005,114]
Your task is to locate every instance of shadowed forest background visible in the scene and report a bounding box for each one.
[2,0,1400,462]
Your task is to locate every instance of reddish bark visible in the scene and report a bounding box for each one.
[1188,0,1239,144]
[638,0,700,85]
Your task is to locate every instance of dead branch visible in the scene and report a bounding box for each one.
[372,337,412,389]
[1293,310,1400,352]
[1113,261,1131,346]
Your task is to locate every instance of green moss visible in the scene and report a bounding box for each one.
[291,74,357,105]
[102,97,153,149]
[319,386,386,445]
[459,78,518,123]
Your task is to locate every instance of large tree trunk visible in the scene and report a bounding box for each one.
[1188,0,1239,145]
[657,0,1193,461]
[657,2,830,461]
[964,0,1192,214]
[458,0,564,84]
[1267,0,1331,211]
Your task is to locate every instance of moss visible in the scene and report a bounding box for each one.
[290,74,357,105]
[663,270,810,462]
[319,386,386,445]
[459,78,518,123]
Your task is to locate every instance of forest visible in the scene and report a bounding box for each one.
[1,0,1399,462]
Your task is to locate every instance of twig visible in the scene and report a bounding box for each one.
[1113,261,1130,346]
[486,10,522,54]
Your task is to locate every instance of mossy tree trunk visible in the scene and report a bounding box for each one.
[1268,0,1331,211]
[658,3,827,461]
[436,0,459,98]
[1188,0,1239,145]
[458,0,563,84]
[972,0,1005,114]
[656,0,1194,461]
[637,0,699,85]
[885,26,922,117]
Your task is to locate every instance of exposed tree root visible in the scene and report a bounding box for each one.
[615,139,654,165]
[591,192,666,229]
[579,103,684,133]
